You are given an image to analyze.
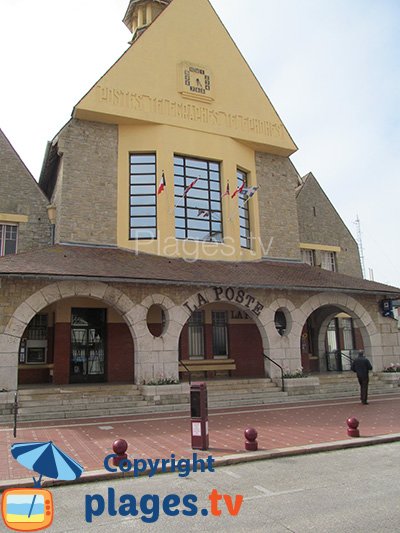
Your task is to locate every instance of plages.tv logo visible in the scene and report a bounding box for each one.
[85,450,244,524]
[2,441,84,532]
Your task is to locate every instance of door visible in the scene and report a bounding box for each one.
[70,308,106,383]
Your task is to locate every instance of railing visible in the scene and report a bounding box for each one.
[325,350,357,372]
[13,391,18,438]
[263,354,285,392]
[178,360,192,385]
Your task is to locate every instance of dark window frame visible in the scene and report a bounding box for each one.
[237,168,251,249]
[174,155,223,243]
[129,153,157,240]
[212,310,229,357]
[188,310,205,358]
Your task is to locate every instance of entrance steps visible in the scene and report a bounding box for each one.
[11,384,152,422]
[206,378,288,408]
[0,379,287,423]
[0,373,398,424]
[301,372,399,401]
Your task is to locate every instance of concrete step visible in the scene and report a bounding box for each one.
[208,391,287,402]
[17,393,143,405]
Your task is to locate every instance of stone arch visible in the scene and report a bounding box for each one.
[292,292,381,370]
[173,287,276,377]
[0,281,137,390]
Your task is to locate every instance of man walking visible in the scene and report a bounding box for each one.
[351,350,373,404]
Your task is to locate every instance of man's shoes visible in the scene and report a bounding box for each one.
[362,401,369,405]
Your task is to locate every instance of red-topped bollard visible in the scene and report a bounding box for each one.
[244,427,258,451]
[112,438,128,466]
[347,417,360,438]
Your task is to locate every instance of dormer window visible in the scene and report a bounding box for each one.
[0,224,18,256]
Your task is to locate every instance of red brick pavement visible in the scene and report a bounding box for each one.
[1,393,399,483]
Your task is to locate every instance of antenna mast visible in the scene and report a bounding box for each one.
[354,215,366,278]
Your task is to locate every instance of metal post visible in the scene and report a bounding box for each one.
[13,391,18,438]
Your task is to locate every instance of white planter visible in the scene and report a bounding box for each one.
[139,383,190,405]
[376,372,400,386]
[282,376,320,396]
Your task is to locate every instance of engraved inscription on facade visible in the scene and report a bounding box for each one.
[96,85,285,140]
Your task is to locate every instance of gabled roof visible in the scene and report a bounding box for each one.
[0,244,399,296]
[73,0,297,156]
[0,128,49,204]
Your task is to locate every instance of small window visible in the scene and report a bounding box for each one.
[129,153,157,240]
[26,314,48,341]
[237,169,251,249]
[188,311,205,358]
[212,311,228,356]
[0,224,18,256]
[321,251,337,272]
[301,249,315,266]
[274,310,287,336]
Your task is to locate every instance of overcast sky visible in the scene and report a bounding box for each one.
[1,0,399,287]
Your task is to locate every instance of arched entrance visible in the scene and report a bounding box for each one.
[299,295,376,373]
[177,292,268,380]
[3,281,137,388]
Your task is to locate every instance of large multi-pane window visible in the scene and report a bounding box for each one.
[237,169,251,249]
[174,156,223,242]
[0,224,18,256]
[129,153,157,239]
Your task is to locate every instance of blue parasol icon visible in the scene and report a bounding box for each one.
[11,441,84,517]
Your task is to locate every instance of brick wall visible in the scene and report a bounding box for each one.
[255,152,301,260]
[53,323,70,384]
[53,119,118,245]
[179,322,264,378]
[228,324,264,378]
[107,323,135,383]
[0,129,52,253]
[297,173,362,277]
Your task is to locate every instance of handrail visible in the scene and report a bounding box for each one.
[325,350,356,371]
[263,354,285,392]
[178,360,192,385]
[340,351,354,363]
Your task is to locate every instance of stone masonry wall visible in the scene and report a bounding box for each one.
[1,278,398,390]
[255,152,301,260]
[54,119,118,245]
[297,173,363,278]
[0,130,51,252]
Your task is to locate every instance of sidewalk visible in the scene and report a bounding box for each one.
[1,392,400,489]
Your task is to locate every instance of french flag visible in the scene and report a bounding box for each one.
[231,182,244,199]
[157,172,166,195]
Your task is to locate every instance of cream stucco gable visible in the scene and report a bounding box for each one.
[73,0,297,156]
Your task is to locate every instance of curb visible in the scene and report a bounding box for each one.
[1,432,400,492]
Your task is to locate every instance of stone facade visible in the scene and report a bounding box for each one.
[1,277,399,391]
[296,173,363,277]
[51,119,118,246]
[0,129,51,252]
[255,152,301,260]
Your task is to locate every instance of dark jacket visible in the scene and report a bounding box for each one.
[351,355,372,379]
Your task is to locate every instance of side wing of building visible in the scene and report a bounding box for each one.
[0,129,51,255]
[296,172,363,278]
